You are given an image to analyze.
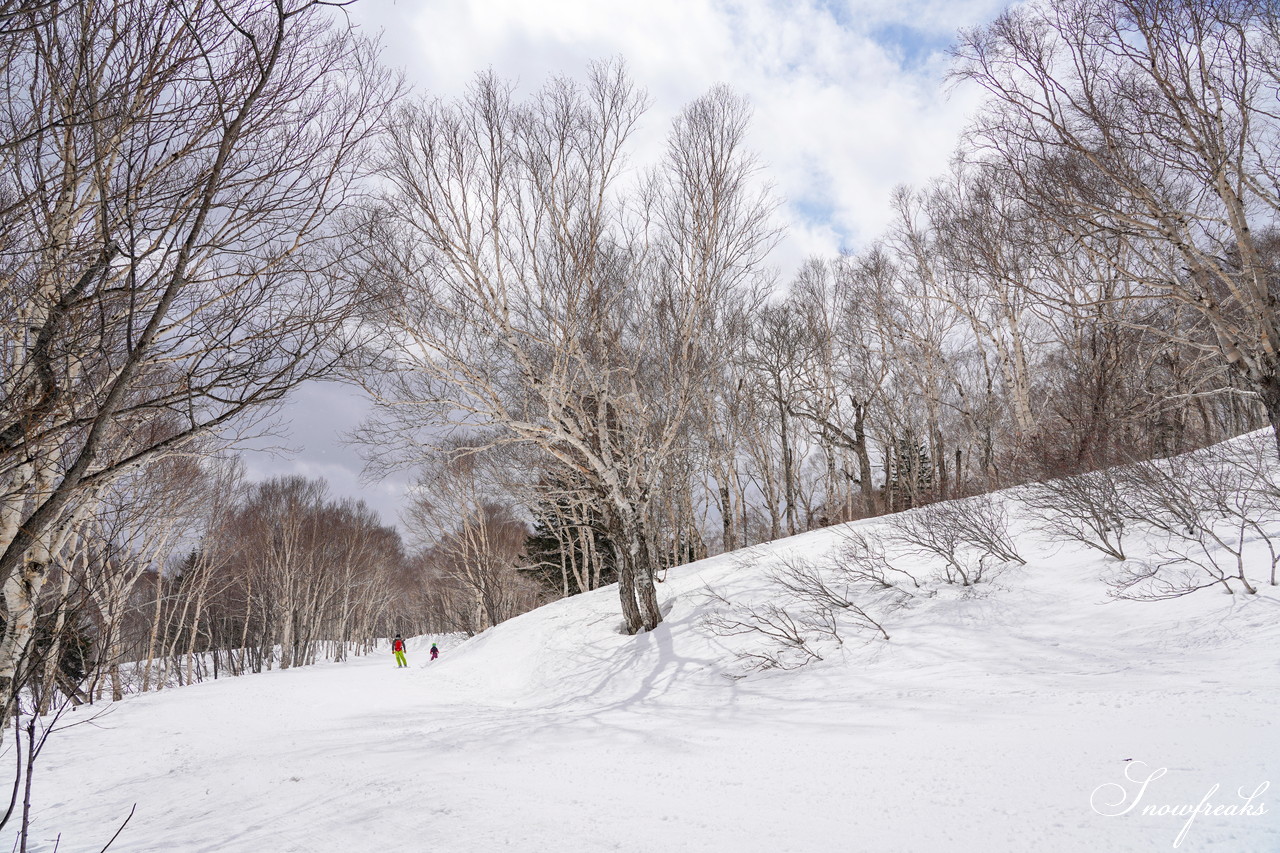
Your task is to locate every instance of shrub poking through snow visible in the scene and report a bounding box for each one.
[884,494,1024,586]
[833,528,925,592]
[1107,441,1280,598]
[702,545,909,673]
[1022,467,1128,561]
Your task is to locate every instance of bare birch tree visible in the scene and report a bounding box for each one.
[360,65,777,634]
[0,0,396,712]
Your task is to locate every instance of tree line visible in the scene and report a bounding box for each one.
[363,0,1280,635]
[35,461,421,705]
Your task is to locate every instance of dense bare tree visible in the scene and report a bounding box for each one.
[785,259,888,520]
[78,456,205,701]
[955,0,1280,450]
[360,65,777,634]
[404,453,544,633]
[743,301,815,537]
[213,477,405,671]
[0,0,396,712]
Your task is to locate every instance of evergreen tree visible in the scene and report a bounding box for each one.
[522,477,617,598]
[889,432,933,510]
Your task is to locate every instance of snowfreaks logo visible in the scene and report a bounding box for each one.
[1090,761,1270,848]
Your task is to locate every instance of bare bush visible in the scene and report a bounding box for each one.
[1110,448,1278,598]
[702,588,835,671]
[1224,439,1280,587]
[769,559,894,641]
[703,545,904,672]
[885,494,1023,585]
[1022,468,1128,560]
[834,527,925,592]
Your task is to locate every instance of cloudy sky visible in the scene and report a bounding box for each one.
[239,0,1011,529]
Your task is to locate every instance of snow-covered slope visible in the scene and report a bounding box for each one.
[36,471,1280,852]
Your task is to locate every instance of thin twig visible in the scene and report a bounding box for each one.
[97,804,136,853]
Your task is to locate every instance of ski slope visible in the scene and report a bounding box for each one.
[34,481,1280,852]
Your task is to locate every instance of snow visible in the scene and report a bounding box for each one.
[32,468,1280,851]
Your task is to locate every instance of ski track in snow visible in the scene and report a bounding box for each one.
[33,491,1280,852]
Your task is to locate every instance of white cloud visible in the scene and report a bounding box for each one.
[351,0,1008,275]
[238,382,413,529]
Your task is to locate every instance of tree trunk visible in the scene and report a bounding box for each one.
[0,556,51,720]
[718,482,735,552]
[779,400,798,536]
[852,402,877,516]
[609,502,661,634]
[611,539,644,634]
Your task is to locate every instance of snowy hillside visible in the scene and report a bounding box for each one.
[35,448,1280,852]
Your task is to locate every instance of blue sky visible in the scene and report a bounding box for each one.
[242,0,1012,529]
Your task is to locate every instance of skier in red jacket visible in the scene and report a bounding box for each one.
[392,634,408,667]
[430,642,439,661]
